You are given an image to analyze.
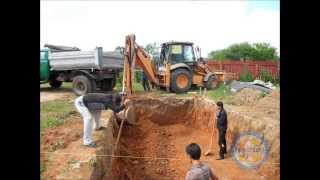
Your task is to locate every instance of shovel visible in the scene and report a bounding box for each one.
[204,116,217,156]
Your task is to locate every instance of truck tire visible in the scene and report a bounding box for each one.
[204,75,218,90]
[49,79,62,89]
[170,68,192,93]
[101,79,116,91]
[72,75,96,96]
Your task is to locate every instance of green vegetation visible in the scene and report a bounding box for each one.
[206,83,232,102]
[144,42,160,61]
[239,66,254,82]
[258,69,274,82]
[115,71,145,92]
[175,84,232,102]
[208,42,279,61]
[40,163,46,174]
[40,100,75,130]
[40,82,72,89]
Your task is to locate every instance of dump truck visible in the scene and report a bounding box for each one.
[122,34,225,95]
[40,44,123,95]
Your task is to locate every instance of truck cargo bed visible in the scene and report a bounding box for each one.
[48,47,123,71]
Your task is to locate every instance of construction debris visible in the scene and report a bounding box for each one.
[230,80,275,93]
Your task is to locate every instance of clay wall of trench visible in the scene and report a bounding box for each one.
[90,95,279,179]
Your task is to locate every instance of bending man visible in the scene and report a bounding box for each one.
[74,93,129,148]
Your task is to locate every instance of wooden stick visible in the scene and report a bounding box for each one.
[114,115,125,152]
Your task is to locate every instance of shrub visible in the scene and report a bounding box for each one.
[117,71,123,86]
[239,65,254,82]
[258,69,274,82]
[135,71,142,83]
[273,74,280,85]
[116,71,142,85]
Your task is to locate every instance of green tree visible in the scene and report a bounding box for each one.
[208,42,279,61]
[227,42,253,60]
[251,43,278,61]
[144,42,160,61]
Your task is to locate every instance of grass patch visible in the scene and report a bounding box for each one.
[204,83,232,102]
[40,100,75,130]
[114,79,233,103]
[40,82,72,89]
[40,163,46,175]
[114,81,146,93]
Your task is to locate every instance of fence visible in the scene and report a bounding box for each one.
[207,60,280,80]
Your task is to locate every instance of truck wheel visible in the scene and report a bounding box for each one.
[170,69,192,93]
[204,75,218,90]
[72,75,96,96]
[101,79,115,91]
[49,79,62,89]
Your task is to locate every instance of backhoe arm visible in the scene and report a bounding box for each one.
[122,34,158,96]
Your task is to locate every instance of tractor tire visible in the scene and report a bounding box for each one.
[204,75,218,90]
[170,69,192,93]
[49,79,62,89]
[72,75,96,96]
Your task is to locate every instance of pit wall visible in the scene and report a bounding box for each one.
[89,112,119,180]
[128,95,279,165]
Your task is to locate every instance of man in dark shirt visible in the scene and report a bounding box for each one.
[141,71,150,91]
[216,101,228,160]
[74,93,129,148]
[185,143,217,180]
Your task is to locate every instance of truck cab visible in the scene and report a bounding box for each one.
[40,49,50,82]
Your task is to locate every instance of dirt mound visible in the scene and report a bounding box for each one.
[230,88,263,106]
[226,89,280,172]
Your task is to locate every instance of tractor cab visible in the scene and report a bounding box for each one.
[159,42,198,67]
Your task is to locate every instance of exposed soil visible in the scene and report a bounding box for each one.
[40,111,115,180]
[40,87,76,102]
[40,89,280,180]
[229,88,262,106]
[111,119,272,180]
[110,96,279,180]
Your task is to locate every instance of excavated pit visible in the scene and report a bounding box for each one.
[108,96,217,180]
[98,95,280,180]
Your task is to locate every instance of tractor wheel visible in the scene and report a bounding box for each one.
[49,79,62,89]
[170,69,192,93]
[204,75,218,90]
[72,75,96,96]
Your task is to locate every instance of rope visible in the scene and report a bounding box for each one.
[40,151,280,166]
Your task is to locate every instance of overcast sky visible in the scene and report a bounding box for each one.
[40,0,279,57]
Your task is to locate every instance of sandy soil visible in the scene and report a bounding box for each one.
[40,112,113,180]
[40,87,75,102]
[112,115,276,180]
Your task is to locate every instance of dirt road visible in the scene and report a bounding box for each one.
[40,87,75,102]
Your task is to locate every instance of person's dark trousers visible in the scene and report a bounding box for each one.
[142,78,150,91]
[218,128,227,158]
